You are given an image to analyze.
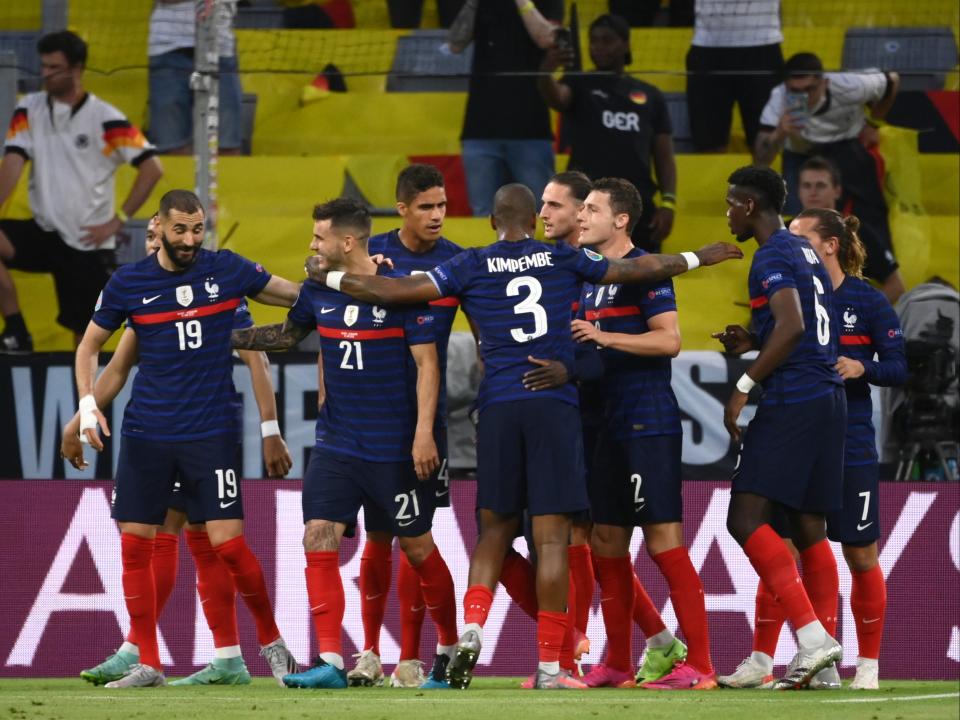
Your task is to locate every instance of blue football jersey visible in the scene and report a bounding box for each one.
[834,276,907,465]
[92,249,271,440]
[288,270,436,462]
[748,229,843,405]
[427,238,609,411]
[368,230,464,416]
[578,248,681,438]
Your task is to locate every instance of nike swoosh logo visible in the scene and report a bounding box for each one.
[410,605,425,613]
[426,604,442,610]
[435,489,449,498]
[310,604,326,612]
[398,519,416,527]
[600,596,615,602]
[124,595,141,600]
[862,617,881,624]
[320,307,336,313]
[857,522,873,531]
[365,594,382,601]
[220,500,237,509]
[142,295,161,304]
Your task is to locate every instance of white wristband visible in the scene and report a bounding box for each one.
[681,251,700,270]
[325,271,345,292]
[261,420,281,438]
[736,373,757,394]
[78,394,98,444]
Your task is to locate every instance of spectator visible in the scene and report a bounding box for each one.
[538,13,676,252]
[387,0,465,28]
[148,0,242,155]
[449,0,561,216]
[686,0,784,152]
[0,30,162,353]
[754,53,904,302]
[797,155,903,298]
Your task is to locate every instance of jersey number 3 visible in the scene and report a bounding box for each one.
[507,276,548,343]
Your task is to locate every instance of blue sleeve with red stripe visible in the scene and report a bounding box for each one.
[403,304,436,346]
[861,293,907,387]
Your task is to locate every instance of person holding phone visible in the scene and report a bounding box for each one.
[752,52,903,302]
[538,13,677,252]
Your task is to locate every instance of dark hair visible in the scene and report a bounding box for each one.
[589,14,632,66]
[37,30,87,67]
[592,177,643,233]
[727,165,787,213]
[549,171,593,203]
[312,197,372,242]
[159,189,203,217]
[396,164,445,204]
[784,52,824,79]
[795,208,867,278]
[492,183,537,228]
[799,155,842,188]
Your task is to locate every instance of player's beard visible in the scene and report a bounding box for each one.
[161,231,199,269]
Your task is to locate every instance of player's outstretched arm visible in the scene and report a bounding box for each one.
[600,242,743,285]
[252,275,302,307]
[305,257,442,305]
[74,321,116,451]
[238,349,293,478]
[232,318,312,351]
[723,288,804,443]
[409,342,441,482]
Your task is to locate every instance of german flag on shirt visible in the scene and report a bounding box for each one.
[6,108,28,139]
[101,119,147,155]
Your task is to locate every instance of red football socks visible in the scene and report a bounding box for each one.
[559,574,577,673]
[305,550,344,655]
[743,525,817,630]
[185,529,239,649]
[397,552,426,660]
[594,555,635,672]
[463,584,494,627]
[850,564,886,660]
[568,544,595,634]
[631,572,667,638]
[499,549,538,619]
[127,532,178,646]
[753,580,786,658]
[409,547,459,647]
[800,540,839,638]
[653,547,713,673]
[214,536,280,646]
[120,533,160,669]
[537,610,567,663]
[358,539,392,656]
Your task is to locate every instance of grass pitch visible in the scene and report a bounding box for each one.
[1,679,957,720]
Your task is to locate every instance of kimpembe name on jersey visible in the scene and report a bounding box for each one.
[485,251,555,274]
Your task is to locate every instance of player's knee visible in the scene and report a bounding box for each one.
[303,520,339,552]
[726,511,753,547]
[398,533,435,566]
[842,542,878,573]
[642,523,683,557]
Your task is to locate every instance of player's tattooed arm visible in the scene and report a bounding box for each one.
[231,318,312,351]
[447,0,478,53]
[600,242,743,285]
[304,257,443,305]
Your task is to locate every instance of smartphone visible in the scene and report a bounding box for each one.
[554,26,572,51]
[785,91,809,125]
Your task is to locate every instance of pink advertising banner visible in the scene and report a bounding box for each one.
[1,480,958,679]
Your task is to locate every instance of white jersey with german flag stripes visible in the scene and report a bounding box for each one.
[3,91,155,251]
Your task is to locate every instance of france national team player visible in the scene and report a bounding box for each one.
[721,209,905,691]
[350,164,466,689]
[572,178,713,690]
[64,215,293,687]
[74,190,301,688]
[303,183,742,690]
[714,166,845,690]
[231,198,460,691]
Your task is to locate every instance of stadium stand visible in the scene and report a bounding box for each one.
[0,0,957,351]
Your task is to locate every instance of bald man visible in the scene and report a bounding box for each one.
[302,184,743,689]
